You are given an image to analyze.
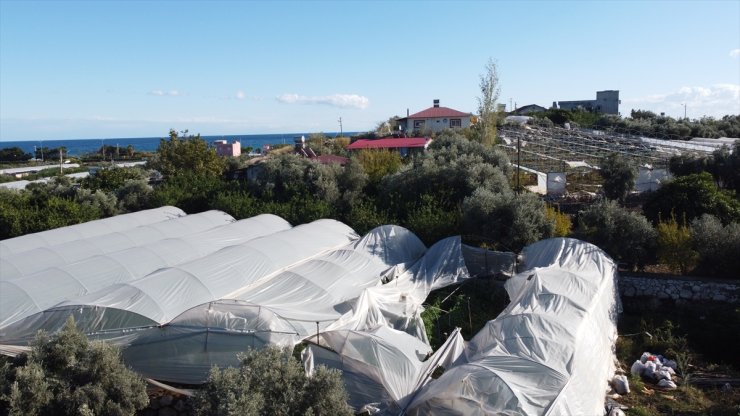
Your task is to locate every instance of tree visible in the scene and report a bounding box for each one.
[148,129,226,178]
[0,317,148,416]
[642,172,740,225]
[575,200,657,270]
[355,149,402,185]
[81,166,148,192]
[690,214,740,278]
[656,215,698,274]
[476,58,501,146]
[192,346,352,416]
[600,153,637,202]
[462,188,554,252]
[0,147,32,162]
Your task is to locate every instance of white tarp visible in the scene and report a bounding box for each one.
[0,219,356,347]
[0,210,235,281]
[0,213,291,328]
[303,327,466,414]
[404,238,620,415]
[0,206,185,256]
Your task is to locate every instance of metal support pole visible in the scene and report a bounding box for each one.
[516,136,521,194]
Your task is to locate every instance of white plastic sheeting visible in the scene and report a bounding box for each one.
[117,225,429,382]
[303,327,466,414]
[0,206,185,256]
[0,221,444,383]
[0,213,291,328]
[404,238,620,415]
[0,219,356,345]
[325,236,476,343]
[0,210,235,281]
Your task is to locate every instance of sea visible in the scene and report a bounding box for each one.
[0,132,356,157]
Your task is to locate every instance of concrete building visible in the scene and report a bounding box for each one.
[552,90,620,115]
[214,140,241,157]
[398,100,476,134]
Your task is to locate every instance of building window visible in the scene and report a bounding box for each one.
[450,118,462,128]
[413,120,425,129]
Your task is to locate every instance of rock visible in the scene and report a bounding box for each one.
[691,285,701,292]
[713,294,727,302]
[624,287,636,297]
[679,289,692,299]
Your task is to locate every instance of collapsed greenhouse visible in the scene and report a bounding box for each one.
[0,208,620,414]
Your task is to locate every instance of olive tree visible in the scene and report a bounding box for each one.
[600,153,636,202]
[576,200,657,269]
[0,317,148,416]
[690,214,740,277]
[462,188,554,252]
[193,346,352,416]
[148,129,226,178]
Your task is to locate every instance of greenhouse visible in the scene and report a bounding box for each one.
[0,205,186,256]
[0,213,620,413]
[0,209,235,281]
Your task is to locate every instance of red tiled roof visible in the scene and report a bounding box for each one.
[405,106,472,119]
[346,137,431,150]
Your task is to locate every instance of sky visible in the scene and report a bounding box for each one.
[1,0,739,141]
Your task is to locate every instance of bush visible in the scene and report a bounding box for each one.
[193,346,352,416]
[545,205,573,237]
[0,317,148,416]
[656,215,698,274]
[576,200,657,269]
[600,153,637,202]
[643,172,740,225]
[462,188,553,252]
[690,214,740,277]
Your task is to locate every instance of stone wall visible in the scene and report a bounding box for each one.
[619,275,739,303]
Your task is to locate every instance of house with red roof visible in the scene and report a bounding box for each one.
[398,99,477,134]
[346,137,432,157]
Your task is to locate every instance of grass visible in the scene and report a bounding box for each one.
[616,299,740,415]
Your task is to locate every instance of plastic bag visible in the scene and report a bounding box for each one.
[612,375,630,394]
[657,379,677,389]
[630,360,646,376]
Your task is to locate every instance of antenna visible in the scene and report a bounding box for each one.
[338,117,343,137]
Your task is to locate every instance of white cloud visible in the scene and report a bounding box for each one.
[235,90,246,100]
[730,48,740,58]
[276,93,369,109]
[622,84,740,118]
[148,90,181,97]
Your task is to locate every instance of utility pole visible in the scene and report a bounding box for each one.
[59,148,63,174]
[516,135,521,194]
[683,103,687,120]
[338,117,343,137]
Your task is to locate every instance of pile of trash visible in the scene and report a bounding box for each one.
[630,352,679,389]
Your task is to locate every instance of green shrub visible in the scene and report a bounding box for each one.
[690,214,740,277]
[576,200,657,269]
[462,188,553,252]
[193,346,352,416]
[0,317,147,416]
[656,215,698,274]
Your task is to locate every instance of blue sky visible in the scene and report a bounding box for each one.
[1,0,738,141]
